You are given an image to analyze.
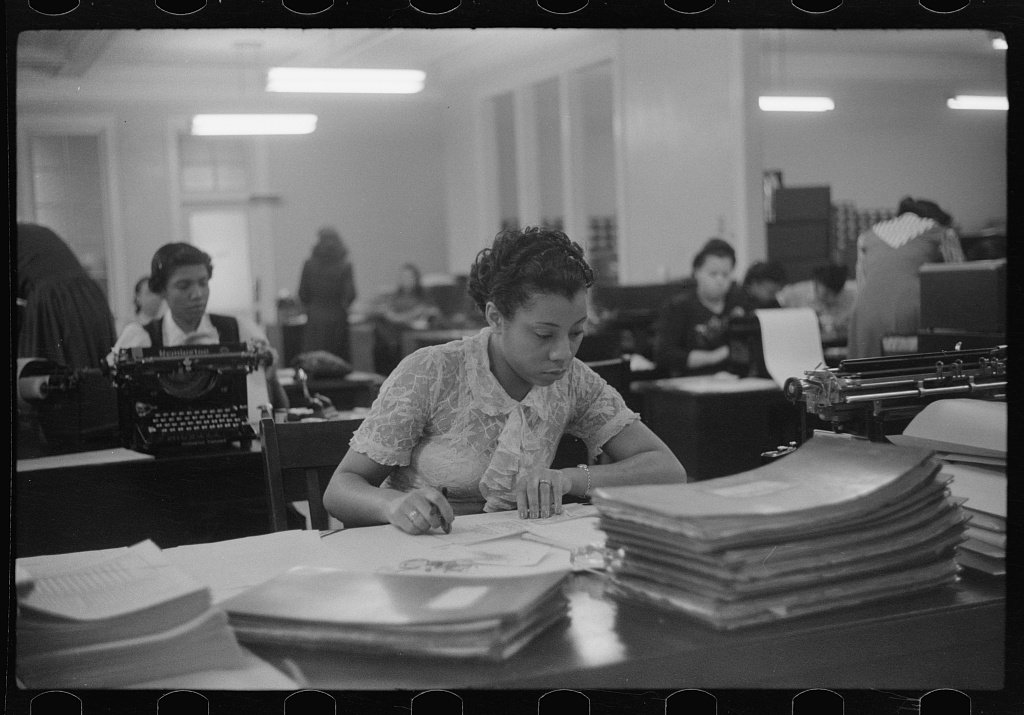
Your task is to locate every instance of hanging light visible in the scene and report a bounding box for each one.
[946,95,1008,111]
[266,68,426,94]
[191,114,319,136]
[758,96,835,112]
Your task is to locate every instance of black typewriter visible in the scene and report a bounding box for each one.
[107,343,266,453]
[783,345,1007,441]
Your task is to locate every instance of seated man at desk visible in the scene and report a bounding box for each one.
[110,242,288,409]
[323,226,686,534]
[652,239,744,376]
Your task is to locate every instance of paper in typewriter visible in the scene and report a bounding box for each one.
[755,307,825,386]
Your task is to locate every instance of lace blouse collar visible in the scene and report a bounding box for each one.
[464,327,552,421]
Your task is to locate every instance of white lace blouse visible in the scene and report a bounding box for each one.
[350,327,639,512]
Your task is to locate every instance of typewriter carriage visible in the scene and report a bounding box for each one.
[785,345,1006,441]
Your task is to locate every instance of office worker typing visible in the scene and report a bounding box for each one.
[323,227,687,534]
[110,243,287,408]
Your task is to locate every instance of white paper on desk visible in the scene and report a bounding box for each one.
[888,399,1007,459]
[164,530,323,604]
[371,539,554,572]
[17,448,155,473]
[755,308,825,387]
[246,366,271,425]
[435,503,599,546]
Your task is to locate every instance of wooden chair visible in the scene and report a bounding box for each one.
[259,416,363,531]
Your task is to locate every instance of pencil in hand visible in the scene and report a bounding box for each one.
[433,487,451,534]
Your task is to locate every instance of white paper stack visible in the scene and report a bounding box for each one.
[16,540,249,688]
[890,399,1007,577]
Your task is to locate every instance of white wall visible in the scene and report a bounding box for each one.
[760,81,1006,233]
[19,96,449,328]
[617,30,763,282]
[18,29,1006,332]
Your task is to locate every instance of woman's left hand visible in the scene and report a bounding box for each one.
[516,468,571,519]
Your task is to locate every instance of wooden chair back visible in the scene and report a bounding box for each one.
[259,416,363,531]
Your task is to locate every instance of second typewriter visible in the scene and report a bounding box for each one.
[107,343,267,453]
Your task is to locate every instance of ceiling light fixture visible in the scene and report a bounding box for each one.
[758,96,835,112]
[191,114,319,136]
[991,36,1008,51]
[266,68,426,94]
[946,95,1008,111]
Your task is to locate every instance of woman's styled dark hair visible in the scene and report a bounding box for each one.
[812,263,849,295]
[468,226,594,317]
[897,196,953,227]
[149,243,213,293]
[133,275,150,313]
[743,261,787,288]
[313,226,348,262]
[692,237,736,272]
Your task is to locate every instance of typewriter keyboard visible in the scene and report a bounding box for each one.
[146,406,250,443]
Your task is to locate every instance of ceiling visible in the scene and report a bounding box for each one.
[15,28,1005,102]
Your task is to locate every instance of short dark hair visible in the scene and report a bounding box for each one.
[692,237,736,272]
[743,261,787,287]
[812,263,849,295]
[133,275,150,313]
[897,196,953,227]
[468,226,594,317]
[149,243,213,293]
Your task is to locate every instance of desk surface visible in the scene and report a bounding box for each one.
[15,515,1006,693]
[253,573,1003,691]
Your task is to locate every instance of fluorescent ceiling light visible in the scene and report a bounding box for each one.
[191,114,318,136]
[946,95,1008,111]
[992,36,1008,51]
[758,96,835,112]
[266,68,426,94]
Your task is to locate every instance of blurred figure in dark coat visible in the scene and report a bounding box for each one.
[17,222,117,369]
[298,226,357,361]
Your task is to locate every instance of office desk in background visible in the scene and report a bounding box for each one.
[635,376,804,481]
[277,368,383,410]
[400,327,480,359]
[15,445,270,558]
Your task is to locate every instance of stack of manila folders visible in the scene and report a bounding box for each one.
[889,398,1007,577]
[15,540,250,688]
[591,431,968,630]
[220,567,570,660]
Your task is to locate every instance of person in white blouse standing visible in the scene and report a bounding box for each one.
[323,226,686,535]
[110,242,287,408]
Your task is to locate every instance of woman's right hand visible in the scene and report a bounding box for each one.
[385,487,454,535]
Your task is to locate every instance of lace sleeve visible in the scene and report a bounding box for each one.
[349,350,440,466]
[565,362,639,461]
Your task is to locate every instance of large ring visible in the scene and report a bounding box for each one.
[407,510,419,521]
[538,480,551,487]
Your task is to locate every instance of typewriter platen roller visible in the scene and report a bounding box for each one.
[107,343,268,452]
[784,345,1007,441]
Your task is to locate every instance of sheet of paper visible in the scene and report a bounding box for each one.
[18,540,203,620]
[164,530,324,604]
[755,308,826,387]
[888,399,1006,459]
[433,503,598,545]
[649,375,779,394]
[246,366,272,425]
[17,448,154,473]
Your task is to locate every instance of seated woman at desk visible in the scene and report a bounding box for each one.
[653,238,743,377]
[110,243,288,408]
[368,263,442,374]
[323,226,687,534]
